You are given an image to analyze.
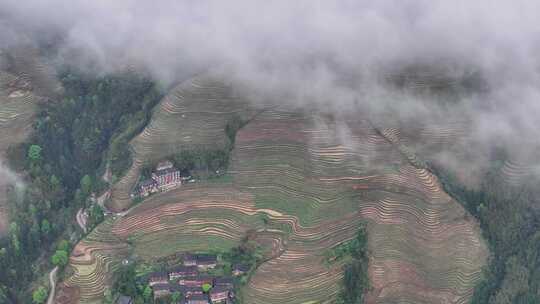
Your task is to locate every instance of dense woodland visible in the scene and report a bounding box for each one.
[433,158,540,304]
[0,70,162,303]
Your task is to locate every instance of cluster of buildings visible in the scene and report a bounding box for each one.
[147,254,249,304]
[132,160,192,198]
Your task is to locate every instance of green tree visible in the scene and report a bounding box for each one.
[50,175,60,189]
[87,204,105,230]
[48,175,64,200]
[0,284,8,303]
[0,247,6,265]
[103,287,114,304]
[51,250,69,267]
[57,239,70,252]
[331,225,369,304]
[32,286,48,304]
[223,263,232,276]
[29,221,41,250]
[259,213,270,229]
[29,204,38,216]
[171,291,182,303]
[113,263,138,297]
[202,283,212,293]
[41,219,51,236]
[80,175,93,195]
[27,144,42,161]
[9,222,21,255]
[142,285,153,301]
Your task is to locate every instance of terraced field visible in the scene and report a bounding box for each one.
[228,111,384,303]
[377,116,492,189]
[500,159,530,186]
[57,217,130,304]
[113,185,260,258]
[359,166,486,303]
[232,110,487,304]
[0,47,59,234]
[62,75,487,304]
[107,75,257,212]
[499,151,540,187]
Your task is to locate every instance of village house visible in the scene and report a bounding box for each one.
[197,255,217,270]
[178,275,213,287]
[133,160,191,198]
[183,254,217,270]
[169,265,198,280]
[232,264,250,276]
[152,161,183,191]
[136,179,159,197]
[148,271,169,286]
[183,254,197,266]
[152,283,172,299]
[145,252,237,304]
[209,287,231,303]
[174,285,204,297]
[186,294,210,304]
[213,277,234,290]
[153,283,205,300]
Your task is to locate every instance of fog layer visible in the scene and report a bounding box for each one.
[2,0,540,182]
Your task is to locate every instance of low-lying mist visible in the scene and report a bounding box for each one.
[2,0,540,184]
[0,161,25,202]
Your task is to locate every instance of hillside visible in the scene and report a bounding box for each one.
[58,74,487,304]
[107,75,258,212]
[0,47,60,235]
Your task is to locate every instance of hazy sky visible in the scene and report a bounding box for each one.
[2,0,540,175]
[3,0,539,81]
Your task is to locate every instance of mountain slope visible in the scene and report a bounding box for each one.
[59,75,487,304]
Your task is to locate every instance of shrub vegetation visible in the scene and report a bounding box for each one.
[327,224,369,304]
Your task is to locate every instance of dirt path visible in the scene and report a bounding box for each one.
[93,188,135,218]
[47,266,58,304]
[95,190,112,213]
[76,208,87,233]
[95,162,115,214]
[102,162,112,185]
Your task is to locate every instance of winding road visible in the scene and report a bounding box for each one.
[76,208,87,233]
[46,266,58,304]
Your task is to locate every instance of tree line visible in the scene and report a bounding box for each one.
[139,114,248,182]
[326,224,369,304]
